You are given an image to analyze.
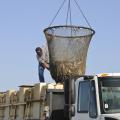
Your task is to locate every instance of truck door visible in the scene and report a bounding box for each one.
[72,78,98,120]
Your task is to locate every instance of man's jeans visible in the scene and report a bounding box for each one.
[38,63,45,82]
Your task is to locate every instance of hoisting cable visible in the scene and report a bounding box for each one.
[66,0,73,36]
[73,0,92,28]
[49,0,67,27]
[49,0,92,29]
[69,0,72,26]
[66,0,70,25]
[69,0,73,36]
[66,0,72,26]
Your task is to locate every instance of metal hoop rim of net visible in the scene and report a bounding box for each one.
[44,25,95,38]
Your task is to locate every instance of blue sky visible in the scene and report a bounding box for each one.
[0,0,120,91]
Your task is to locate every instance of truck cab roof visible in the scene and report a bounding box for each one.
[97,73,120,78]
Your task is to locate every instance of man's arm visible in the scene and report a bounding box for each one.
[40,58,49,70]
[42,62,49,70]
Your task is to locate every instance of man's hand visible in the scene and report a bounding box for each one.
[42,62,49,70]
[39,58,49,70]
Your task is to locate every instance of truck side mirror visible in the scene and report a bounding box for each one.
[89,81,97,118]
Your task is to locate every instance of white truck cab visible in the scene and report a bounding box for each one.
[72,73,120,120]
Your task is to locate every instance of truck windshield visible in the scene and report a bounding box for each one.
[99,77,120,114]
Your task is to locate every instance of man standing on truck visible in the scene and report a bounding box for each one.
[35,45,49,82]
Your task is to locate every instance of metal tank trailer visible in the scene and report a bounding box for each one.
[44,25,95,120]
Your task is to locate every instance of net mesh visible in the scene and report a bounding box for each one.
[44,25,95,82]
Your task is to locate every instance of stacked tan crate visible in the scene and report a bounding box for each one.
[0,92,6,120]
[0,83,64,120]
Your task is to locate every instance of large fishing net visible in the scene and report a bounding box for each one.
[44,25,95,82]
